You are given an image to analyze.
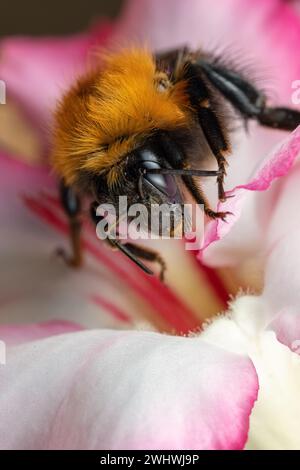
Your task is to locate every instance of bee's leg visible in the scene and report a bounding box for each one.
[256,107,300,130]
[124,243,167,282]
[193,109,228,202]
[180,63,230,202]
[182,174,231,221]
[58,181,82,267]
[198,60,300,131]
[112,240,167,282]
[90,201,166,280]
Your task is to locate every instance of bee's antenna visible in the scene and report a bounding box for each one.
[143,168,222,177]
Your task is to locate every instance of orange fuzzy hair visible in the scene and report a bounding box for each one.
[51,48,191,187]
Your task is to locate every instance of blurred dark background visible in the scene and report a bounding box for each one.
[0,0,124,36]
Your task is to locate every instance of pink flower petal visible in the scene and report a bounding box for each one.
[259,162,300,350]
[0,152,141,330]
[201,126,300,264]
[0,151,202,332]
[0,22,112,148]
[116,0,300,100]
[0,329,258,450]
[0,321,83,347]
[285,0,300,19]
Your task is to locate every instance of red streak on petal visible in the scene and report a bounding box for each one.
[184,236,229,308]
[83,217,204,331]
[195,259,229,308]
[22,193,201,334]
[22,194,67,233]
[42,192,202,332]
[83,234,199,333]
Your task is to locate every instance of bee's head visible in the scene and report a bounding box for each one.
[87,135,185,237]
[89,135,182,203]
[52,48,191,190]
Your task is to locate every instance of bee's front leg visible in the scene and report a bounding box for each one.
[90,202,166,281]
[57,181,82,268]
[182,174,231,221]
[114,241,167,282]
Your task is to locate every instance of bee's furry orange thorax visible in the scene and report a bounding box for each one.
[51,48,189,186]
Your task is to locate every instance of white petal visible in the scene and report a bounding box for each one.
[204,294,300,450]
[0,328,257,450]
[246,332,300,450]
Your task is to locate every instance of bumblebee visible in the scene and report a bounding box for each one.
[52,47,300,280]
